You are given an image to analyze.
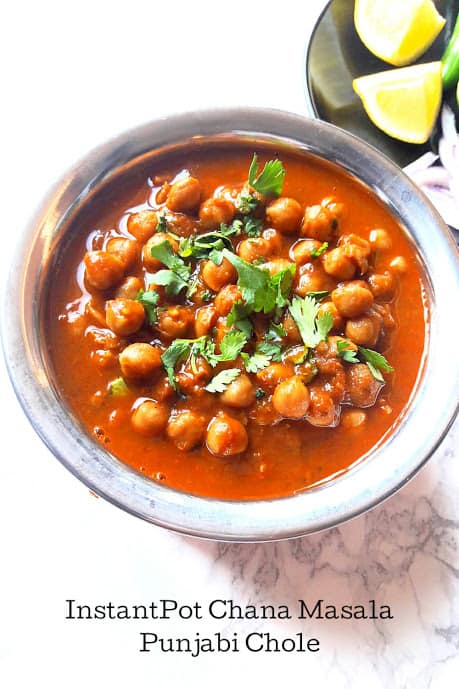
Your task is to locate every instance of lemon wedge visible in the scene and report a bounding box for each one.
[353,62,442,144]
[354,0,446,66]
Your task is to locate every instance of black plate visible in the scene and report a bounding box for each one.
[305,0,459,168]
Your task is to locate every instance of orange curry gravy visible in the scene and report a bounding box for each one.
[46,143,427,500]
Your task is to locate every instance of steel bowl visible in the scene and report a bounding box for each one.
[2,108,459,541]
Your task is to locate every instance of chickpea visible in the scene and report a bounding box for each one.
[84,250,125,290]
[237,237,270,263]
[127,210,158,242]
[176,356,212,394]
[166,176,201,213]
[341,409,367,429]
[157,306,193,339]
[301,204,337,242]
[85,326,122,351]
[165,212,196,238]
[249,397,282,426]
[199,197,235,229]
[346,363,384,407]
[195,305,218,337]
[272,376,310,419]
[322,247,356,280]
[220,373,255,408]
[295,263,334,297]
[262,228,283,254]
[142,233,179,272]
[340,234,371,274]
[90,349,117,370]
[262,258,295,277]
[345,315,381,346]
[290,239,323,265]
[201,257,237,291]
[266,197,302,234]
[106,298,145,336]
[151,375,175,403]
[106,237,139,271]
[167,410,207,451]
[214,284,243,317]
[317,301,344,331]
[306,388,338,427]
[281,311,302,344]
[369,228,392,250]
[206,412,248,456]
[131,400,169,437]
[389,256,408,274]
[331,281,374,318]
[115,276,144,300]
[367,272,396,302]
[256,362,295,391]
[119,342,162,379]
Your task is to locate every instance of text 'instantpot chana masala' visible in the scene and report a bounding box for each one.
[46,145,427,499]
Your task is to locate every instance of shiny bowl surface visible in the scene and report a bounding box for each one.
[2,108,459,541]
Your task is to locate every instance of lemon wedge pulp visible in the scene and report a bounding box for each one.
[352,62,442,144]
[354,0,446,66]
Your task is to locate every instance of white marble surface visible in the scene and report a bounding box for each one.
[1,1,458,687]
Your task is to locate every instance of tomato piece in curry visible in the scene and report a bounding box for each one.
[45,144,427,500]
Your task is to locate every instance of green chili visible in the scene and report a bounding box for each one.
[442,13,459,90]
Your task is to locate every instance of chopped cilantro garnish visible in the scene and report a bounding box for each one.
[255,388,266,400]
[205,368,241,393]
[258,338,283,362]
[136,288,159,325]
[359,347,394,382]
[226,302,253,339]
[201,290,214,302]
[336,340,394,381]
[161,339,198,389]
[156,213,168,232]
[248,154,285,197]
[218,330,248,361]
[241,351,271,373]
[244,216,263,237]
[310,242,328,258]
[149,240,191,296]
[238,194,259,215]
[306,291,330,301]
[289,295,333,348]
[337,339,359,364]
[222,249,295,314]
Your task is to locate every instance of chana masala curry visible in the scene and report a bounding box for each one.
[46,144,427,500]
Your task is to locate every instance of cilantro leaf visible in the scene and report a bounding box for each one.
[306,291,330,301]
[289,295,333,348]
[255,388,266,399]
[222,249,276,313]
[136,289,159,325]
[237,194,259,215]
[248,154,285,197]
[258,338,283,362]
[149,240,191,295]
[161,339,194,389]
[310,242,328,258]
[241,352,271,373]
[201,290,214,302]
[205,368,241,393]
[244,216,263,238]
[266,321,287,339]
[271,264,296,308]
[218,330,248,361]
[226,303,253,338]
[156,213,168,232]
[358,347,394,382]
[337,339,359,364]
